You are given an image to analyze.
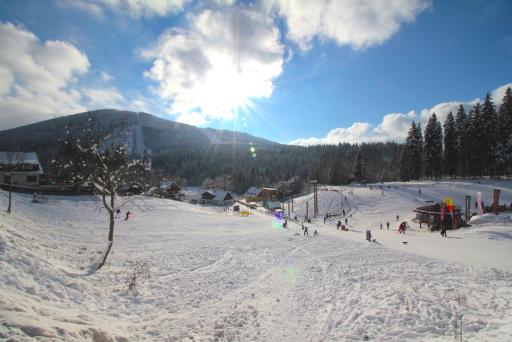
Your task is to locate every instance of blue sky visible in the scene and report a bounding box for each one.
[0,0,510,145]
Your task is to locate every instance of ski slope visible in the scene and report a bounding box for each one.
[1,181,512,341]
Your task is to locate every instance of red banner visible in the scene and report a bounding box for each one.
[493,189,501,215]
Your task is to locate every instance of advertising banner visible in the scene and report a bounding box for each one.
[477,191,483,215]
[493,189,501,215]
[465,195,471,222]
[444,196,454,213]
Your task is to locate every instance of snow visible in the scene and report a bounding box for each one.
[1,180,512,341]
[469,213,512,225]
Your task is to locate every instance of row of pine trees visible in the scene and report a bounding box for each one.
[400,87,512,180]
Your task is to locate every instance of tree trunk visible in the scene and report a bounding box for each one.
[7,176,12,213]
[97,189,115,270]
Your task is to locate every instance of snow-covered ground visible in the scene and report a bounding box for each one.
[1,180,512,341]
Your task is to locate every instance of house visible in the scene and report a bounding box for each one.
[264,201,282,211]
[413,203,464,230]
[244,187,278,202]
[118,183,142,196]
[0,152,43,188]
[201,190,234,205]
[158,180,183,199]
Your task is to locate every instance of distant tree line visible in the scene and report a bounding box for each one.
[399,87,512,180]
[149,141,402,193]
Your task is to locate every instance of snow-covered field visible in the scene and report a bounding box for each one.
[1,180,512,341]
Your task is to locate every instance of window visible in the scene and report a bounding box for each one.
[27,175,37,182]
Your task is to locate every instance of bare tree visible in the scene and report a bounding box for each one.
[76,120,148,270]
[2,150,24,213]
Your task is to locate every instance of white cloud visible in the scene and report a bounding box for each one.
[492,83,512,105]
[65,0,190,18]
[0,22,89,130]
[290,83,512,146]
[176,111,207,126]
[142,5,284,125]
[57,0,105,18]
[99,70,114,81]
[266,0,431,50]
[373,111,416,140]
[83,87,125,108]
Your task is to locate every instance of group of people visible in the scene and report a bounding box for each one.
[336,220,348,231]
[115,208,131,221]
[397,221,408,234]
[379,222,391,229]
[301,223,319,236]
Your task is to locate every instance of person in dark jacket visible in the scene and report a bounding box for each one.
[366,229,372,242]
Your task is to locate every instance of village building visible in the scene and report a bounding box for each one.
[157,180,183,199]
[0,152,44,188]
[244,187,278,202]
[413,202,464,230]
[264,201,282,211]
[118,183,143,196]
[200,190,234,205]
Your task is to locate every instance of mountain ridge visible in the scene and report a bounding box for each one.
[0,109,281,158]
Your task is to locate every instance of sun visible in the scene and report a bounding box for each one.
[192,53,275,121]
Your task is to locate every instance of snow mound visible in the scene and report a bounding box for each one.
[469,213,512,225]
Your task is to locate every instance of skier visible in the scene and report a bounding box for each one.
[386,221,390,230]
[115,208,121,219]
[343,209,346,216]
[323,216,326,224]
[337,220,341,230]
[380,223,383,229]
[283,220,288,229]
[366,229,372,242]
[396,214,400,222]
[440,227,447,237]
[314,229,319,237]
[341,224,347,231]
[418,188,422,195]
[304,226,309,236]
[125,211,131,221]
[345,217,348,225]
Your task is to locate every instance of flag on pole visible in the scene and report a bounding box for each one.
[444,196,454,213]
[477,192,483,215]
[493,189,501,215]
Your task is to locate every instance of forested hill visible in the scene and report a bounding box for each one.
[0,109,279,158]
[0,109,403,192]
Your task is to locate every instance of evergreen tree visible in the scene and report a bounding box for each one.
[480,93,498,176]
[467,103,484,177]
[423,113,443,179]
[455,105,468,177]
[497,87,512,175]
[399,122,416,181]
[443,112,457,177]
[412,122,424,179]
[353,150,366,183]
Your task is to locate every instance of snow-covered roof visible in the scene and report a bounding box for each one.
[213,190,233,201]
[0,151,44,174]
[159,180,179,190]
[0,152,39,164]
[245,187,260,196]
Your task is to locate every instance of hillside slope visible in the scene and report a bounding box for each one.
[1,181,511,341]
[0,109,280,159]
